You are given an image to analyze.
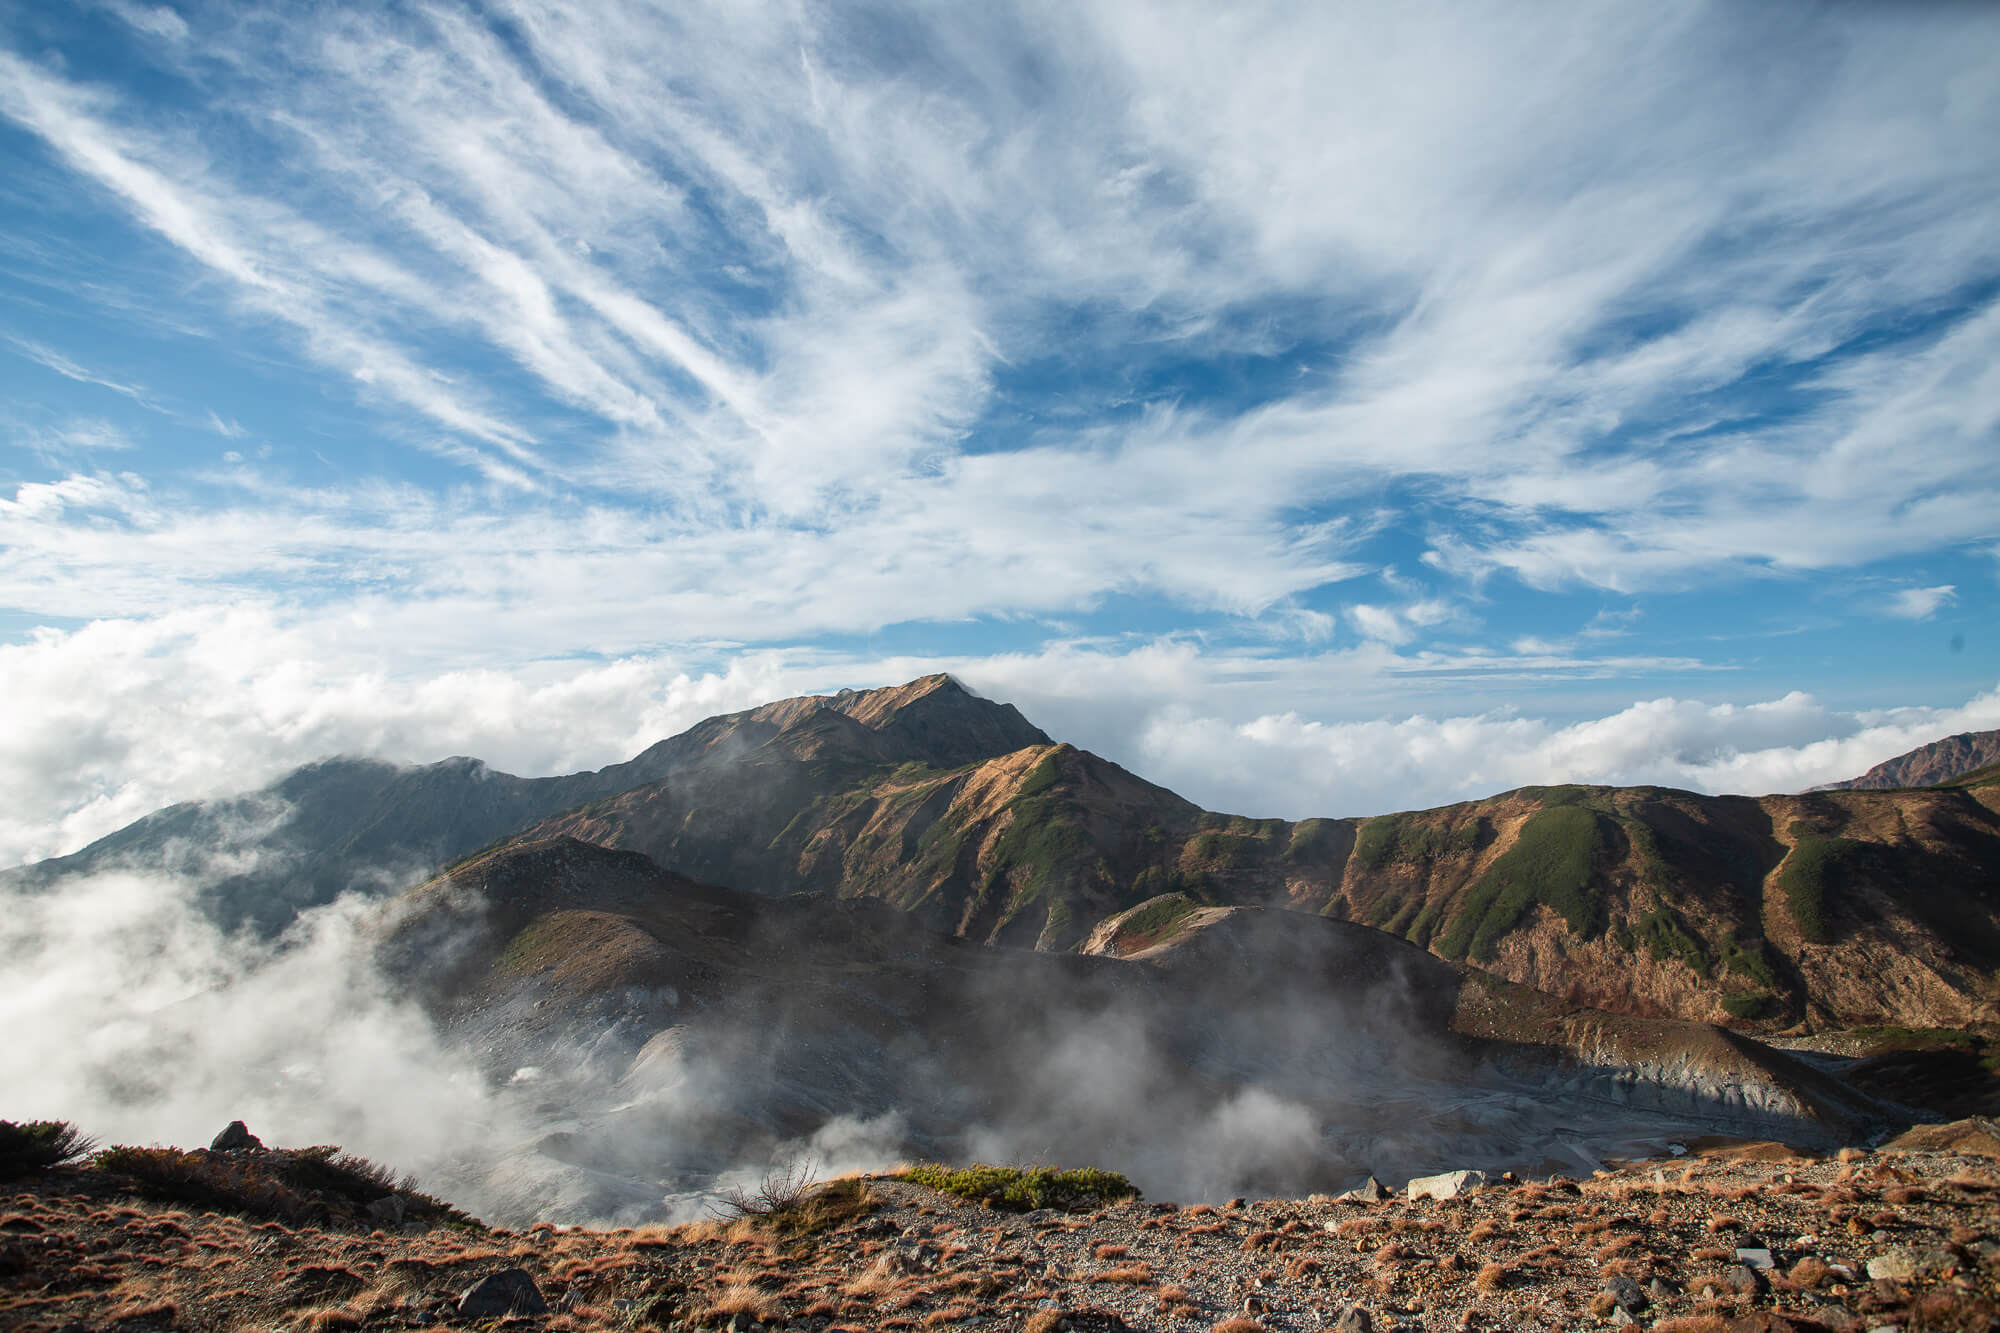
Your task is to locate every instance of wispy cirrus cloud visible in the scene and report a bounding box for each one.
[0,1,1996,866]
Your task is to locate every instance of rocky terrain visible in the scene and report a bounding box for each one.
[359,834,1917,1225]
[31,673,1993,1033]
[7,1121,2000,1333]
[1822,732,2000,792]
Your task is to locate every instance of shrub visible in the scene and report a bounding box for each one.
[1720,991,1770,1021]
[0,1119,96,1178]
[897,1163,1138,1211]
[710,1160,875,1237]
[89,1143,477,1230]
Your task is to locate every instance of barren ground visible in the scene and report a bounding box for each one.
[8,1128,2000,1333]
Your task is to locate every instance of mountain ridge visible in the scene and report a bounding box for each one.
[1821,728,2000,791]
[14,676,2000,1034]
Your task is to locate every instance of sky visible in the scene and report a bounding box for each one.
[2,0,1998,868]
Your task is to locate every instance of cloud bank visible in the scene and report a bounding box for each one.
[5,606,1995,868]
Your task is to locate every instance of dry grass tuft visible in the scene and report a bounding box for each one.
[696,1282,780,1324]
[1704,1214,1742,1233]
[1474,1262,1511,1293]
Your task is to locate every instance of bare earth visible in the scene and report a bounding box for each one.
[8,1130,2000,1333]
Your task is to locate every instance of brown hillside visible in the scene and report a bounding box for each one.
[1823,728,2000,790]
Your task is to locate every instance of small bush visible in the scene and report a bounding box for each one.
[897,1163,1138,1211]
[0,1119,97,1178]
[1720,992,1770,1021]
[89,1143,476,1230]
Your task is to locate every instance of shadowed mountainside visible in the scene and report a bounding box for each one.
[2,675,1046,934]
[374,835,1890,1219]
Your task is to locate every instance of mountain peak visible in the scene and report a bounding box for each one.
[824,674,1051,767]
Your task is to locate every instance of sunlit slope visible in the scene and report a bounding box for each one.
[512,727,2000,1030]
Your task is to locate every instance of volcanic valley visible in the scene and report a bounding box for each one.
[7,675,2000,1333]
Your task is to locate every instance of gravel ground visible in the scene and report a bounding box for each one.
[6,1135,2000,1332]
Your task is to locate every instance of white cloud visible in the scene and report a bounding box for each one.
[1889,584,1957,620]
[5,607,1990,870]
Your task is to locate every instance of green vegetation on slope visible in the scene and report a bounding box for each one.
[1436,806,1608,962]
[1777,835,1864,944]
[1609,904,1712,974]
[1353,813,1482,870]
[897,1164,1138,1211]
[1110,893,1199,950]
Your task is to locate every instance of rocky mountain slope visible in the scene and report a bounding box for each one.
[16,675,2000,1033]
[503,713,2000,1033]
[1822,729,2000,791]
[1,675,1046,933]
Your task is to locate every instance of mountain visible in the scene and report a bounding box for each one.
[16,674,2000,1032]
[4,674,1044,934]
[1822,729,2000,791]
[374,835,1890,1218]
[502,737,2000,1032]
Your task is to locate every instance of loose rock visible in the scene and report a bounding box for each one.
[209,1120,262,1152]
[456,1268,548,1318]
[1405,1169,1489,1201]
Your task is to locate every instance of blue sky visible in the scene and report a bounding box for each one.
[1,0,1997,864]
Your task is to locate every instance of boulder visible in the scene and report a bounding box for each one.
[1334,1307,1374,1333]
[1338,1176,1388,1204]
[209,1121,262,1152]
[1404,1169,1489,1201]
[1601,1275,1648,1312]
[1865,1245,1952,1281]
[457,1268,548,1318]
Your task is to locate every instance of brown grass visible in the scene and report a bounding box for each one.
[1474,1262,1511,1292]
[1210,1320,1266,1333]
[1705,1214,1742,1232]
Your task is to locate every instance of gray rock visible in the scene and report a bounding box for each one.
[1404,1169,1489,1201]
[1721,1264,1765,1297]
[1334,1308,1374,1333]
[1735,1247,1776,1270]
[209,1121,262,1152]
[457,1268,548,1319]
[1600,1276,1647,1312]
[1338,1176,1388,1204]
[1647,1277,1678,1301]
[367,1194,408,1225]
[1815,1306,1863,1333]
[1609,1307,1637,1327]
[1866,1246,1952,1281]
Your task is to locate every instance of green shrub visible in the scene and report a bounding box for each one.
[898,1163,1138,1211]
[0,1120,96,1178]
[1720,992,1770,1020]
[1111,893,1198,949]
[1634,906,1711,974]
[1720,932,1777,988]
